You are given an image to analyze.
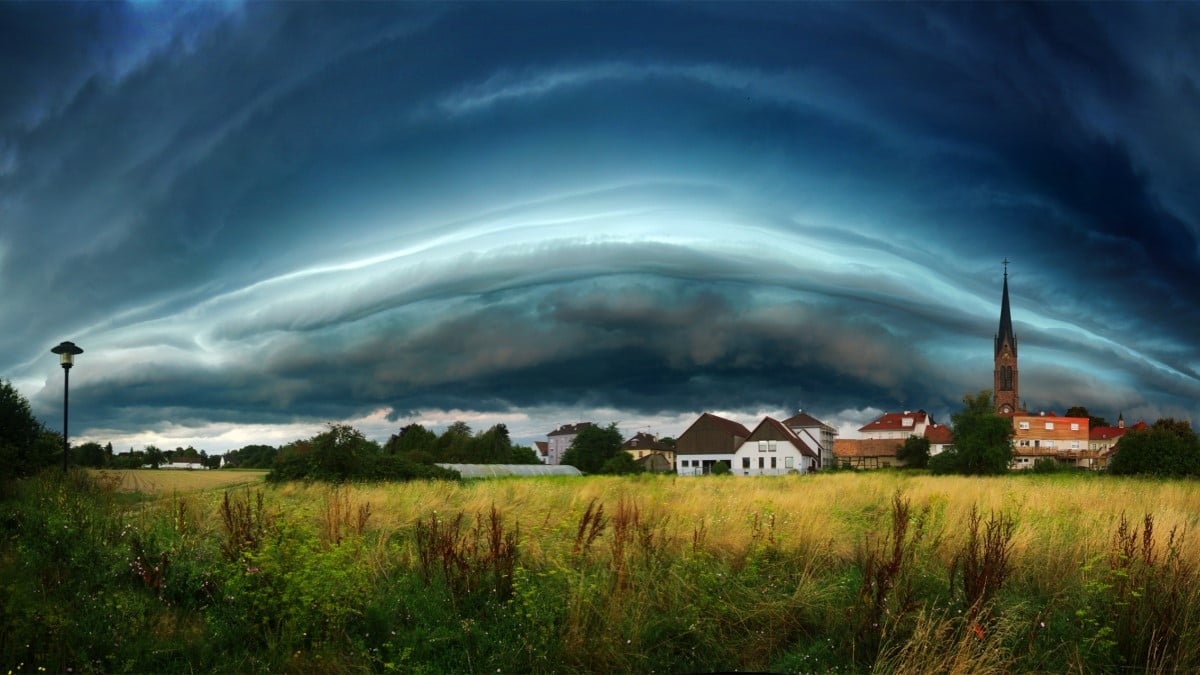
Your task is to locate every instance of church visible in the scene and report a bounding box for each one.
[993,262,1096,469]
[993,261,1022,415]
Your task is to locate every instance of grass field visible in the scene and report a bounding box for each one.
[5,469,1200,673]
[90,468,268,494]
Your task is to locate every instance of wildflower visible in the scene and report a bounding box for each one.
[972,624,985,641]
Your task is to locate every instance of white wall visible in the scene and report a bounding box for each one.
[732,441,814,476]
[675,453,734,476]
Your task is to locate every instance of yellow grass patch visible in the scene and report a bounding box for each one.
[91,468,268,494]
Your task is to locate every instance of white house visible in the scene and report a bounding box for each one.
[732,417,820,476]
[782,410,838,469]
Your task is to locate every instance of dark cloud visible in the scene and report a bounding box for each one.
[2,2,1197,450]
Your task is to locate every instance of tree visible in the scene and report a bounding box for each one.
[437,421,473,461]
[1065,406,1109,429]
[930,390,1013,475]
[1108,419,1200,477]
[509,444,542,464]
[224,444,278,468]
[600,452,644,475]
[561,423,623,474]
[73,441,107,468]
[144,445,165,469]
[0,378,59,480]
[384,424,438,458]
[896,435,930,469]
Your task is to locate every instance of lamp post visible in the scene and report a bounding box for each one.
[50,341,83,472]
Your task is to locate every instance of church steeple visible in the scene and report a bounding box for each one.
[993,260,1020,414]
[995,260,1016,359]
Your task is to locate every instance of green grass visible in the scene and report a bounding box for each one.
[3,469,1200,673]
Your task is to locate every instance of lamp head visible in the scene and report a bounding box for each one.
[51,341,84,369]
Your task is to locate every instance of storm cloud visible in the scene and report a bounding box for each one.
[2,2,1197,450]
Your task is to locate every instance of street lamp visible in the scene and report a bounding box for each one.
[50,341,83,472]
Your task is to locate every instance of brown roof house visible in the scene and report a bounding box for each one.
[675,412,751,475]
[623,432,675,473]
[833,438,907,469]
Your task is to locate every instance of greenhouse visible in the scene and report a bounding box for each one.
[437,463,583,479]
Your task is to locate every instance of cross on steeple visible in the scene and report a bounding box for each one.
[1003,257,1009,278]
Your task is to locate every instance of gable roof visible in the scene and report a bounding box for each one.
[548,422,595,437]
[623,432,671,451]
[859,411,929,433]
[534,441,549,457]
[742,417,819,458]
[1090,420,1147,441]
[675,412,752,455]
[924,423,954,444]
[833,438,901,458]
[782,410,835,433]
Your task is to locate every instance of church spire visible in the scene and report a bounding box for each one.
[993,259,1019,414]
[995,258,1016,358]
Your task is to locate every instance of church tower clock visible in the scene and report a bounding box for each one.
[994,260,1019,415]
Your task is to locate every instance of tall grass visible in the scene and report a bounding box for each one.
[4,469,1200,672]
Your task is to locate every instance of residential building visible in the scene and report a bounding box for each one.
[732,417,819,475]
[675,412,751,475]
[833,438,905,469]
[782,410,838,468]
[924,423,954,456]
[1090,415,1148,468]
[623,431,675,473]
[534,441,550,463]
[545,422,594,465]
[1010,412,1091,469]
[859,410,932,441]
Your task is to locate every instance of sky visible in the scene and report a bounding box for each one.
[2,2,1199,454]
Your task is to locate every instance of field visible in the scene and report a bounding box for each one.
[91,468,268,494]
[5,469,1200,673]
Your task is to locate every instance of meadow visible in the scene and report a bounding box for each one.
[4,469,1200,673]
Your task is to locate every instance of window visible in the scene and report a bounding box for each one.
[1071,423,1080,431]
[759,441,767,452]
[1019,421,1030,430]
[742,457,750,469]
[1045,422,1054,430]
[758,457,764,469]
[1071,441,1080,450]
[1045,440,1056,448]
[785,456,794,469]
[770,457,777,469]
[682,460,690,468]
[768,440,777,452]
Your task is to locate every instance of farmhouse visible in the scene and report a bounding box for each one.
[623,432,675,473]
[731,417,819,475]
[675,413,751,475]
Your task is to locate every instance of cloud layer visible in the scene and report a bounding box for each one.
[2,2,1198,450]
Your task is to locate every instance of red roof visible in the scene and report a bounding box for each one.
[859,411,929,433]
[924,423,954,444]
[1090,420,1148,441]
